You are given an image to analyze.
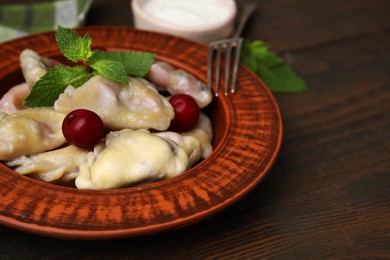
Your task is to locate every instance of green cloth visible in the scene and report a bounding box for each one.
[0,0,93,43]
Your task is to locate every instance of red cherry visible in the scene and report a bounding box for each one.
[169,94,200,132]
[62,109,105,150]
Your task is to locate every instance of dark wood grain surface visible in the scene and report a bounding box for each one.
[1,0,389,258]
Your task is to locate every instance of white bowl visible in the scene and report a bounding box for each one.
[131,0,237,44]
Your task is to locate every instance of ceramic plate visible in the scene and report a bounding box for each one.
[0,27,282,239]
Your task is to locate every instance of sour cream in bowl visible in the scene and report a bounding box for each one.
[131,0,237,43]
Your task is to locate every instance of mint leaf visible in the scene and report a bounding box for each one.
[90,59,128,84]
[24,66,94,107]
[55,26,93,62]
[240,40,308,93]
[90,51,155,77]
[258,63,308,93]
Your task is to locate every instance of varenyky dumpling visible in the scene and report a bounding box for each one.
[0,50,50,114]
[156,112,213,167]
[0,83,30,114]
[0,108,66,161]
[20,49,47,86]
[147,61,213,108]
[6,145,89,183]
[155,131,202,167]
[54,75,174,131]
[76,129,188,190]
[182,112,213,158]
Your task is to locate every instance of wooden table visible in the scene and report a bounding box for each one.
[1,0,389,258]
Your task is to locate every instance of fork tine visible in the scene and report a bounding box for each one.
[207,44,214,92]
[214,46,223,97]
[231,38,243,94]
[224,42,233,95]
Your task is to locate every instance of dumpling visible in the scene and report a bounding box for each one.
[6,145,89,183]
[155,132,202,167]
[20,49,47,86]
[181,112,213,158]
[76,129,188,190]
[0,108,66,160]
[147,61,212,108]
[0,83,30,114]
[155,112,213,166]
[54,75,174,131]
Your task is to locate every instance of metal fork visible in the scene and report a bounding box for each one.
[207,2,257,96]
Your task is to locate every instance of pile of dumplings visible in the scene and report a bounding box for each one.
[0,49,213,190]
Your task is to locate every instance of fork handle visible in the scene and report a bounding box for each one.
[233,3,258,38]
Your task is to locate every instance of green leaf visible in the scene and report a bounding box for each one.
[90,59,128,84]
[90,51,155,77]
[55,26,93,62]
[24,66,94,107]
[257,63,308,93]
[240,40,308,93]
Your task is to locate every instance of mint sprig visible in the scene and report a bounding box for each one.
[240,40,308,93]
[24,26,156,107]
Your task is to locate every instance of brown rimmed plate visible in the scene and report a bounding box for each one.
[0,26,282,240]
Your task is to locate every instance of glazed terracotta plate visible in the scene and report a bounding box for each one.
[0,27,282,239]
